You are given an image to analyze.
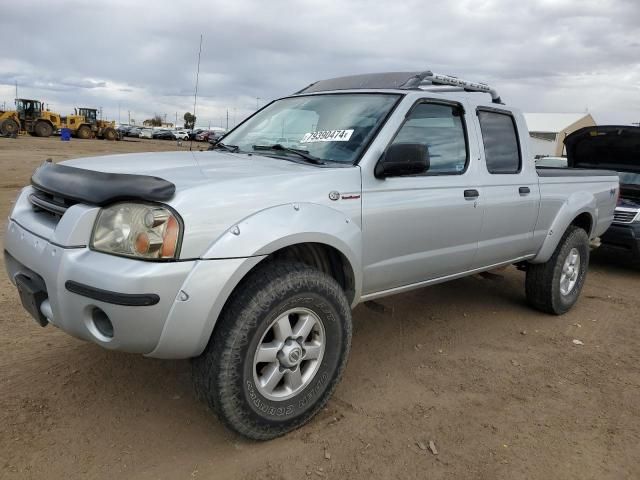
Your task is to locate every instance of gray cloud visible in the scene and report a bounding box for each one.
[1,0,638,127]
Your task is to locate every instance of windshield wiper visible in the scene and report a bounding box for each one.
[210,142,239,153]
[252,144,325,165]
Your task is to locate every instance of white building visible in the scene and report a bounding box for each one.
[524,113,596,158]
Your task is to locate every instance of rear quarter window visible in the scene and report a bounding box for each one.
[478,110,521,174]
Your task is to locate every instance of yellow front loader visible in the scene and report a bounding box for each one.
[63,108,118,140]
[0,99,61,137]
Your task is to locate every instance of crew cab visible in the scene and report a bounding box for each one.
[564,126,640,264]
[4,71,618,440]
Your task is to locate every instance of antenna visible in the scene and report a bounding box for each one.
[189,34,203,151]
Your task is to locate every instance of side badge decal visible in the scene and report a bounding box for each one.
[328,191,340,201]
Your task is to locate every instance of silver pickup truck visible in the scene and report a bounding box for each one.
[4,71,618,439]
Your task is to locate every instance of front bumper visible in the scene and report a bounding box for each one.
[4,219,263,358]
[600,222,640,259]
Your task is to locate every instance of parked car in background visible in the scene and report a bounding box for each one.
[139,128,153,139]
[172,130,189,141]
[116,125,131,137]
[4,70,618,441]
[189,129,205,140]
[535,156,568,168]
[194,130,224,142]
[126,127,142,137]
[153,129,174,140]
[209,131,224,142]
[195,130,209,141]
[564,126,640,264]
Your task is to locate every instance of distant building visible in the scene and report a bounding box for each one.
[524,113,596,158]
[142,120,174,128]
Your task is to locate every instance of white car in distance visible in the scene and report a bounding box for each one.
[139,128,154,139]
[173,130,190,141]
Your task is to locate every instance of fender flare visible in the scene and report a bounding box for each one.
[531,191,596,264]
[202,202,363,301]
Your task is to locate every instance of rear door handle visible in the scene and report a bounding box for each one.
[464,189,480,199]
[519,186,531,195]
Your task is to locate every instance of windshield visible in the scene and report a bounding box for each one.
[619,172,640,186]
[222,93,400,164]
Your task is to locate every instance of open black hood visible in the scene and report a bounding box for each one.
[564,126,640,174]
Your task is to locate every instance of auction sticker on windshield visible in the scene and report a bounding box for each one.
[300,129,354,143]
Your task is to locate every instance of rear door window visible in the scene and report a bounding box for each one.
[478,110,521,174]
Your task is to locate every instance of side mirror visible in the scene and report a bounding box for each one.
[374,142,429,178]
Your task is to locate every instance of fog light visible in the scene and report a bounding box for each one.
[92,308,113,338]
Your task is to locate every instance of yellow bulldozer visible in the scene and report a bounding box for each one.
[62,107,119,140]
[0,98,61,137]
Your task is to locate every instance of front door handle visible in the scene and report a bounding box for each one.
[519,186,531,195]
[464,189,480,199]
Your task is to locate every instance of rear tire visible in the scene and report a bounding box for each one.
[34,121,53,137]
[0,118,19,136]
[192,261,352,440]
[525,226,590,315]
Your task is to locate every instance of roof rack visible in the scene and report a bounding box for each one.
[400,71,502,104]
[295,70,503,104]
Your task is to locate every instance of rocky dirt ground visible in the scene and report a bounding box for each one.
[1,136,639,479]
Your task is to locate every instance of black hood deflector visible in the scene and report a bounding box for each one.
[31,161,176,206]
[564,126,640,174]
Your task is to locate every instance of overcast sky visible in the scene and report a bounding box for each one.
[1,0,638,128]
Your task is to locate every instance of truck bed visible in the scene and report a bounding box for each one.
[536,167,619,178]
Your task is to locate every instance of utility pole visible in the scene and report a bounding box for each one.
[128,110,131,125]
[175,112,178,127]
[226,109,229,130]
[15,80,18,99]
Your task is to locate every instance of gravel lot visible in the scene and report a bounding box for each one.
[1,136,639,479]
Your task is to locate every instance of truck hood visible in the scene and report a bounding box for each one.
[564,126,640,174]
[62,150,362,259]
[62,150,331,189]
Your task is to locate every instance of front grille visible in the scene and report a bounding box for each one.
[613,208,639,224]
[29,188,78,219]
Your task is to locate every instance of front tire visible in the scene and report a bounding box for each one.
[192,261,352,440]
[525,226,590,315]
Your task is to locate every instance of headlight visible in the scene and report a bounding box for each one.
[91,203,182,260]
